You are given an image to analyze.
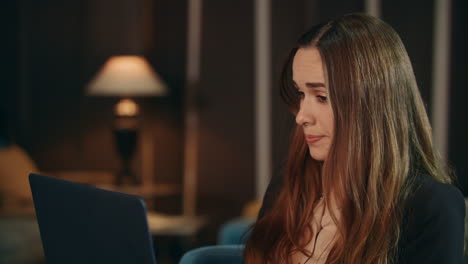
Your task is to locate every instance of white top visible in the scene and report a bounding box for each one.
[291,198,341,264]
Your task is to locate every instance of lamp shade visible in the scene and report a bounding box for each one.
[87,56,168,96]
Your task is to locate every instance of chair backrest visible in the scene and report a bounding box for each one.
[179,245,244,264]
[217,218,254,245]
[0,144,39,207]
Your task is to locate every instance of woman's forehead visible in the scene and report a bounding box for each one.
[292,47,325,85]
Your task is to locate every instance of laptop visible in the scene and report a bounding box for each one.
[29,173,157,264]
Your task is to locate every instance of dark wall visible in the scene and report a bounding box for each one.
[382,0,435,114]
[23,1,88,168]
[9,0,187,187]
[196,0,255,231]
[449,0,468,193]
[1,0,20,142]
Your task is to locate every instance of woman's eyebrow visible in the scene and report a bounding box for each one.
[305,82,326,89]
[293,81,327,89]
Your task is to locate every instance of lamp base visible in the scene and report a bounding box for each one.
[114,127,139,185]
[116,167,138,185]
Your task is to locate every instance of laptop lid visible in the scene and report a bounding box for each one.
[29,173,157,264]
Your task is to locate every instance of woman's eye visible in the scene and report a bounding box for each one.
[317,95,328,103]
[295,90,305,99]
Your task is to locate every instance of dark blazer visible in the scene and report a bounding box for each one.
[258,170,466,263]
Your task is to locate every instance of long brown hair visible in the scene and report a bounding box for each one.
[244,13,452,264]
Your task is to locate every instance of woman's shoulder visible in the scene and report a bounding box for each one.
[405,174,465,217]
[398,173,466,263]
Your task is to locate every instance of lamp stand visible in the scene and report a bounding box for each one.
[113,113,139,185]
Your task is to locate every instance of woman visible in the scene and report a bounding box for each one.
[244,14,465,264]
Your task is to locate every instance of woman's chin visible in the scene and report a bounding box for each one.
[308,147,328,161]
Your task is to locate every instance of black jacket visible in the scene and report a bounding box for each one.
[258,171,466,263]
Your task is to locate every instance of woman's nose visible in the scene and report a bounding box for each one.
[295,103,314,126]
[295,109,305,126]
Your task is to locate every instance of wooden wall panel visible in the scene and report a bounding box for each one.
[197,0,255,215]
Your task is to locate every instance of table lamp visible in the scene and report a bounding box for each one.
[87,55,167,185]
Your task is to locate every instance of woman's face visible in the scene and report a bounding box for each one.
[292,47,334,161]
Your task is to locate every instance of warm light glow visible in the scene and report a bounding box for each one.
[87,55,168,97]
[115,99,139,116]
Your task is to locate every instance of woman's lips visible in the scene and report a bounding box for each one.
[305,135,324,144]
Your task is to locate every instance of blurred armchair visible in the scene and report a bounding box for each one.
[217,200,261,245]
[179,201,260,263]
[179,245,244,264]
[0,143,44,263]
[0,143,39,213]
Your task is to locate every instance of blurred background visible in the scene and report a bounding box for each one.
[1,0,467,263]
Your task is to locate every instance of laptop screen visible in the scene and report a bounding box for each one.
[29,173,157,264]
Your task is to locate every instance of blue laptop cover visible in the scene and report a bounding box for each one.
[29,173,157,264]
